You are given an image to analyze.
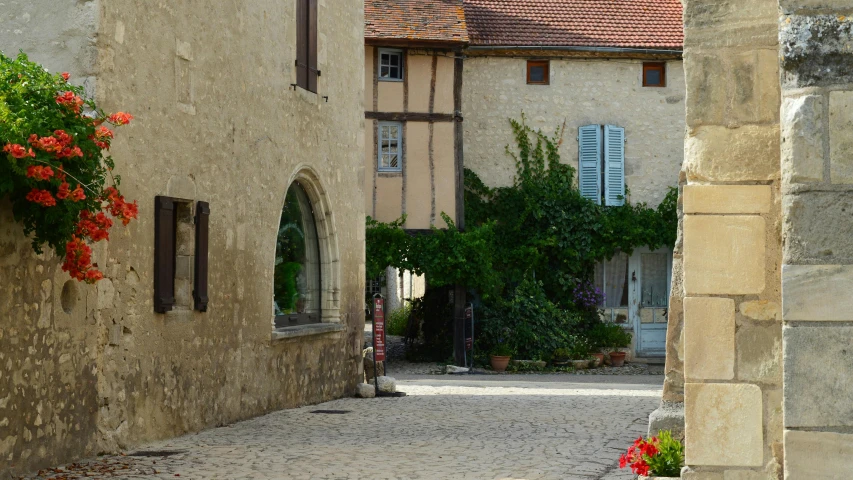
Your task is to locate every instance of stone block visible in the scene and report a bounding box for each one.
[784,430,853,479]
[681,468,722,480]
[684,297,735,380]
[781,16,853,88]
[685,383,763,466]
[684,216,766,295]
[765,389,783,448]
[683,0,780,49]
[683,186,771,214]
[781,95,826,184]
[685,125,780,182]
[736,323,781,384]
[729,50,780,125]
[783,191,853,264]
[780,0,853,12]
[830,90,853,183]
[782,265,853,321]
[739,300,781,322]
[685,53,726,127]
[355,383,375,398]
[648,402,685,440]
[376,376,396,393]
[784,325,853,427]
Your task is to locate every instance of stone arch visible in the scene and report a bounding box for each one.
[271,165,341,328]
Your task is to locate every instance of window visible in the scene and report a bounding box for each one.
[578,124,626,206]
[274,182,321,327]
[526,60,549,85]
[643,62,666,87]
[379,48,403,81]
[594,252,630,324]
[295,0,318,93]
[154,197,210,313]
[378,121,402,172]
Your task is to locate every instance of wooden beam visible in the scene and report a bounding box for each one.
[365,111,457,122]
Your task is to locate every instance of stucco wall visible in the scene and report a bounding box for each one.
[463,56,685,207]
[364,48,457,229]
[0,0,365,475]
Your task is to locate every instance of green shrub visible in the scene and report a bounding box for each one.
[477,278,580,361]
[386,302,412,337]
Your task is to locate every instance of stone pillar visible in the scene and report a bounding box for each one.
[676,0,784,478]
[778,2,853,478]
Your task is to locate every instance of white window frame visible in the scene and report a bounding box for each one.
[378,48,404,82]
[378,121,403,172]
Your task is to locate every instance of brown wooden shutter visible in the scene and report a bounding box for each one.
[193,201,210,312]
[296,0,309,90]
[154,196,176,313]
[307,0,318,93]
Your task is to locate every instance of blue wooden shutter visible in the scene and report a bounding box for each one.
[578,125,602,204]
[604,125,626,206]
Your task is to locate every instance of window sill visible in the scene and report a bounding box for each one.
[271,323,345,342]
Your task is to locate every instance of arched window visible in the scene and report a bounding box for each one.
[274,182,321,326]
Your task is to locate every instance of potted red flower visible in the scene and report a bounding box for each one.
[619,430,683,479]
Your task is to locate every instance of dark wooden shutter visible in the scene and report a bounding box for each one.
[307,0,318,93]
[296,0,309,90]
[193,201,210,312]
[154,196,176,313]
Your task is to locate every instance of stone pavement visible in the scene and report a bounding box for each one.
[25,375,662,480]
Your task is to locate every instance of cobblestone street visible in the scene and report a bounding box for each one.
[27,374,661,480]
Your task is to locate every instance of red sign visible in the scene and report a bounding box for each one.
[373,298,386,362]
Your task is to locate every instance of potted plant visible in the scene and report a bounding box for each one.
[570,338,592,370]
[619,430,684,479]
[490,343,514,372]
[601,322,632,367]
[586,323,608,367]
[552,348,571,366]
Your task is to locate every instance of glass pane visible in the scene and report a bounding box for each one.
[380,66,390,78]
[389,67,399,79]
[645,69,661,85]
[274,183,321,316]
[380,126,389,138]
[389,154,398,168]
[529,66,545,83]
[599,252,629,308]
[389,126,399,138]
[641,253,668,307]
[380,53,389,65]
[389,54,399,66]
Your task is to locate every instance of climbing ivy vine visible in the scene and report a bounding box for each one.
[365,116,677,306]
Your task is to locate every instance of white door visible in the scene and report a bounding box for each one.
[628,248,672,357]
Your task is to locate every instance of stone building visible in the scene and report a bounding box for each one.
[363,0,467,312]
[461,0,685,360]
[661,0,853,478]
[0,0,365,476]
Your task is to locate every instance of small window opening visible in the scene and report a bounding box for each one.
[643,62,666,87]
[527,60,549,85]
[379,49,404,81]
[274,182,321,327]
[378,121,402,172]
[174,201,195,310]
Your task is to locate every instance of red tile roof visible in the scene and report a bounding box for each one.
[463,0,683,50]
[365,0,469,44]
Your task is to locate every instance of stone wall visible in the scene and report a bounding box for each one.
[678,0,784,478]
[0,0,365,476]
[462,55,685,207]
[778,1,853,478]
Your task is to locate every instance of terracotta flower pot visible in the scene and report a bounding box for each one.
[609,351,627,367]
[490,355,511,372]
[591,352,604,367]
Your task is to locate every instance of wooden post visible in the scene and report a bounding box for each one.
[452,49,466,367]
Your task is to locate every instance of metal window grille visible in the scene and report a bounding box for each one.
[378,122,402,171]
